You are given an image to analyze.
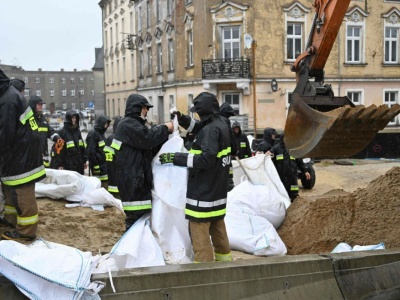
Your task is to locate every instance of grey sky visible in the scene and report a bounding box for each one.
[0,1,102,72]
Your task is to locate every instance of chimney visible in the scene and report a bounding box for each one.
[61,68,64,72]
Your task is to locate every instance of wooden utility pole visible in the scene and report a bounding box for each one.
[252,40,257,138]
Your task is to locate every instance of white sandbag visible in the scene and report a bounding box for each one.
[93,214,165,273]
[228,180,286,228]
[35,169,101,201]
[332,242,385,253]
[232,154,291,209]
[0,239,103,300]
[225,202,287,256]
[68,187,123,211]
[151,115,193,264]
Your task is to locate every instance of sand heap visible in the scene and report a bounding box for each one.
[278,167,400,255]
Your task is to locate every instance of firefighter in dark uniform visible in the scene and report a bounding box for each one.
[232,121,252,159]
[86,114,111,189]
[256,127,277,153]
[0,69,46,241]
[50,110,87,175]
[160,92,232,263]
[104,116,122,198]
[111,94,173,230]
[28,96,62,168]
[270,134,310,201]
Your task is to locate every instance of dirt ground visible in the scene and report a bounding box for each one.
[1,159,399,259]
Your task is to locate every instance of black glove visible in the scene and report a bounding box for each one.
[170,111,182,121]
[159,153,175,164]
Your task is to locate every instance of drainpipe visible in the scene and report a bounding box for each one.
[252,40,257,138]
[338,24,341,96]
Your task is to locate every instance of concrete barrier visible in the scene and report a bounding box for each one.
[1,249,400,299]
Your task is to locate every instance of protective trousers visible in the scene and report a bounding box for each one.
[189,219,232,263]
[3,184,38,238]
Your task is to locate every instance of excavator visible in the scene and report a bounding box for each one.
[284,0,400,158]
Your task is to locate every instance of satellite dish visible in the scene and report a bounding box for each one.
[244,33,253,49]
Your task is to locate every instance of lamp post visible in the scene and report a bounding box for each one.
[252,39,257,138]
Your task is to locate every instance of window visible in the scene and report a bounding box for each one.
[70,77,75,84]
[157,43,163,73]
[71,103,76,110]
[24,77,28,83]
[62,78,66,84]
[35,90,41,96]
[71,89,76,97]
[146,1,150,28]
[156,0,160,22]
[91,78,94,83]
[188,93,194,115]
[139,50,144,77]
[79,77,84,83]
[287,23,302,60]
[24,90,30,97]
[91,89,94,96]
[347,90,363,105]
[188,30,194,66]
[50,89,55,97]
[62,89,67,96]
[384,90,399,125]
[147,47,152,75]
[223,93,240,115]
[346,26,362,63]
[167,0,174,16]
[138,6,142,32]
[169,95,175,109]
[63,103,67,110]
[384,27,399,63]
[222,26,240,60]
[50,77,54,84]
[168,39,174,70]
[79,89,84,96]
[35,77,40,83]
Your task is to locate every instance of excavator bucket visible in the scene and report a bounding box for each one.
[284,93,400,158]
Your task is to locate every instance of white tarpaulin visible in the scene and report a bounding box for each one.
[0,239,104,300]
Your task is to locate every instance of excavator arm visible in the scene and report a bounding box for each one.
[284,0,400,158]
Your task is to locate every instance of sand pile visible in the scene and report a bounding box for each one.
[278,167,400,255]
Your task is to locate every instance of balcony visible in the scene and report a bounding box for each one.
[202,58,250,79]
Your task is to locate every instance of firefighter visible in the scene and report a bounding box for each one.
[28,96,63,168]
[232,121,252,159]
[103,116,122,198]
[160,92,232,263]
[50,110,87,175]
[256,127,277,154]
[86,114,111,189]
[0,69,46,241]
[112,94,173,230]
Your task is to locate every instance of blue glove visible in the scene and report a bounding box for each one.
[159,153,175,164]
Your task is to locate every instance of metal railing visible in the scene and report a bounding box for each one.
[202,58,251,79]
[230,115,255,136]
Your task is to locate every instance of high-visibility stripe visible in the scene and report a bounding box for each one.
[187,198,227,208]
[104,146,115,154]
[4,206,17,215]
[17,214,38,226]
[94,165,100,169]
[29,117,38,130]
[111,139,122,150]
[189,147,231,158]
[276,154,284,160]
[215,252,232,262]
[240,142,246,148]
[98,140,105,147]
[66,141,75,148]
[1,166,46,186]
[185,208,226,219]
[187,153,194,168]
[50,133,59,140]
[290,156,295,160]
[20,107,33,125]
[38,127,48,132]
[291,185,299,191]
[108,185,119,193]
[79,140,85,147]
[96,174,108,181]
[122,200,152,211]
[43,161,50,167]
[188,118,196,132]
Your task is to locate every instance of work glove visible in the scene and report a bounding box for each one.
[170,110,182,121]
[159,153,175,164]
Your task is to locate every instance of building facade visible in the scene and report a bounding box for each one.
[100,0,400,135]
[0,64,98,113]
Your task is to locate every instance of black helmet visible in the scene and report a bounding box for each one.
[125,93,153,117]
[190,92,220,121]
[220,102,235,118]
[28,95,46,112]
[10,78,25,92]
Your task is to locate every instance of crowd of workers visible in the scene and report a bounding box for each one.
[0,68,310,263]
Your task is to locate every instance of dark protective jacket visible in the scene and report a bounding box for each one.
[50,110,87,175]
[256,127,277,153]
[112,94,169,214]
[232,121,252,159]
[104,117,122,195]
[270,134,299,201]
[174,93,231,222]
[0,69,46,186]
[86,114,111,181]
[28,96,60,168]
